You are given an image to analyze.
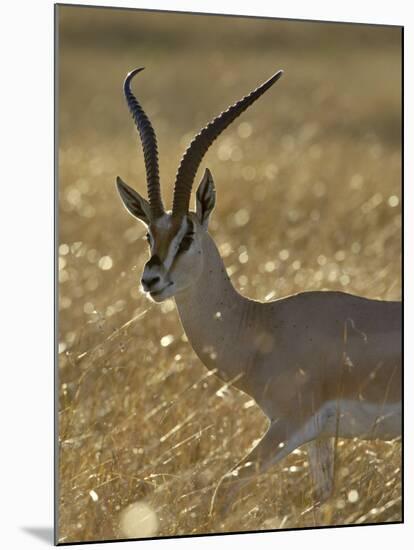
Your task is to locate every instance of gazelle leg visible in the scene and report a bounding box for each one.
[307,438,335,503]
[210,417,316,516]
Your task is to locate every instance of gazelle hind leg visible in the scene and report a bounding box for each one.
[307,437,335,503]
[210,417,318,516]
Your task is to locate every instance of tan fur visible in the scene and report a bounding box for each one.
[174,230,401,513]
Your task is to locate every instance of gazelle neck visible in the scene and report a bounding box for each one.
[174,231,255,386]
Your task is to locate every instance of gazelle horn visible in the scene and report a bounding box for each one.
[124,68,165,218]
[172,70,283,218]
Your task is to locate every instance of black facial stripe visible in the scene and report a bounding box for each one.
[176,219,194,254]
[147,254,162,268]
[186,218,194,233]
[178,235,193,253]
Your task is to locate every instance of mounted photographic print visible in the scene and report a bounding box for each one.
[55,3,402,545]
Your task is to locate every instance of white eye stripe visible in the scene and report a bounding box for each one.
[164,217,189,270]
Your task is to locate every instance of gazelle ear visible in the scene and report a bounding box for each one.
[196,168,216,229]
[116,176,151,226]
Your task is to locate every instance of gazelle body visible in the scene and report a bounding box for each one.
[116,68,402,512]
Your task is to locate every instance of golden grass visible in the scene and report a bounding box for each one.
[57,6,402,543]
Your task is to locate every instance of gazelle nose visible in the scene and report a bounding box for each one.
[141,275,160,291]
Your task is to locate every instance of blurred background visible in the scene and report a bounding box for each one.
[57,5,401,543]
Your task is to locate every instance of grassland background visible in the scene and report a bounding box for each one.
[57,5,402,543]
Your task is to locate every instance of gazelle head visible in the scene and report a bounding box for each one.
[116,67,283,302]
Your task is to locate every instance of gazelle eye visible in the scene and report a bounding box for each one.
[145,233,151,244]
[178,232,194,253]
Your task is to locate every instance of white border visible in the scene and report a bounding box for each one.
[1,1,411,549]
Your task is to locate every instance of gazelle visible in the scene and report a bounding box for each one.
[116,67,402,514]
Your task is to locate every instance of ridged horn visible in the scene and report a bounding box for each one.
[172,70,283,218]
[124,67,164,218]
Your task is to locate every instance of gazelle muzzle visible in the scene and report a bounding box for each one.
[141,255,170,293]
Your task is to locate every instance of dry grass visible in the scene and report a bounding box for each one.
[57,6,402,543]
